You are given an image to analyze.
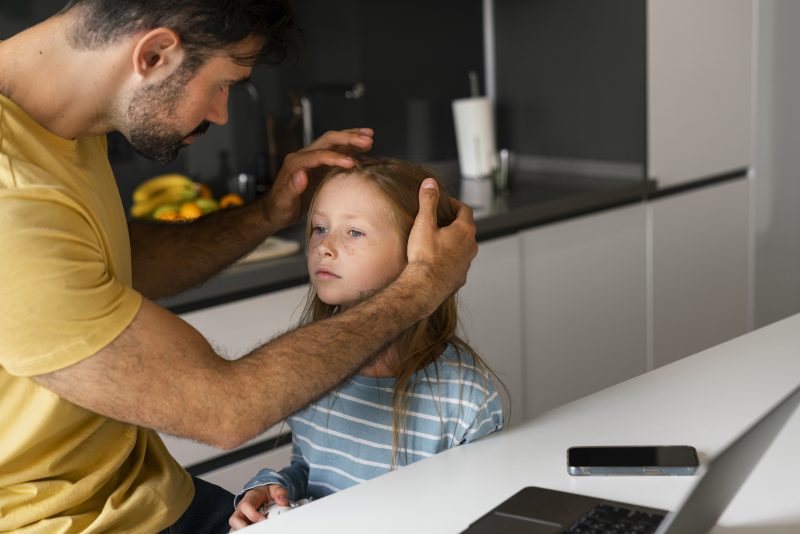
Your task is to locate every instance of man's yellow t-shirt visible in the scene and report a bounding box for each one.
[0,94,193,532]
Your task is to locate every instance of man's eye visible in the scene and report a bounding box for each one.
[348,229,364,238]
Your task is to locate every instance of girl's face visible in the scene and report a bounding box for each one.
[308,173,407,307]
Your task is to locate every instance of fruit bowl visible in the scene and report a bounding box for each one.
[129,173,244,221]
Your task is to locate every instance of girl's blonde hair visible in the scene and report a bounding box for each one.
[300,156,501,467]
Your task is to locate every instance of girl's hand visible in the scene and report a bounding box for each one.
[228,484,290,530]
[261,128,374,232]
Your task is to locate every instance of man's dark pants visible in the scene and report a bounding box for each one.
[160,477,234,534]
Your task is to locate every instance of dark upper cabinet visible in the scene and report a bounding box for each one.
[495,0,645,168]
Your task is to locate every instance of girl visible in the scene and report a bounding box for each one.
[229,157,504,529]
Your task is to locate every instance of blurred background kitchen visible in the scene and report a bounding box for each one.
[3,0,799,492]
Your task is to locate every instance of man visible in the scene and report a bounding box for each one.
[0,1,477,532]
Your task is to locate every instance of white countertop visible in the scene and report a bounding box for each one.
[242,312,800,533]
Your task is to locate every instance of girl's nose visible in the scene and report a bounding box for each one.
[316,235,336,257]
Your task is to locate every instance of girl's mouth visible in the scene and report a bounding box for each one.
[315,268,340,279]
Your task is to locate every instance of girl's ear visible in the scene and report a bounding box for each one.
[131,27,183,81]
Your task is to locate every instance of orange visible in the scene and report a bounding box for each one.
[219,193,244,209]
[154,210,179,222]
[179,202,203,220]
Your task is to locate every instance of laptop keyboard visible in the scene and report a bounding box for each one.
[566,504,665,533]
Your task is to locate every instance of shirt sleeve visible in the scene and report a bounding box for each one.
[0,189,141,376]
[234,440,310,507]
[451,358,505,446]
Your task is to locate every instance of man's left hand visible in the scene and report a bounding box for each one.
[260,128,374,231]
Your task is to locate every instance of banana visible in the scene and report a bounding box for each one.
[132,174,194,204]
[129,186,197,218]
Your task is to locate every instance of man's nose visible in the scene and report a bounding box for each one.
[206,87,229,126]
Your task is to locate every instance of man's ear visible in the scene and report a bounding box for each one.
[131,28,183,80]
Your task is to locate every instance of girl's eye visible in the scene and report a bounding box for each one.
[348,229,364,238]
[312,226,327,235]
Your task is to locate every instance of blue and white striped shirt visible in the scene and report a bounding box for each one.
[236,344,503,503]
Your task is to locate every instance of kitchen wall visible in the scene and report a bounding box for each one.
[494,0,646,172]
[3,0,650,213]
[284,1,484,161]
[1,0,484,210]
[249,0,648,186]
[179,0,486,197]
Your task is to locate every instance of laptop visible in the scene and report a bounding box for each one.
[463,381,800,534]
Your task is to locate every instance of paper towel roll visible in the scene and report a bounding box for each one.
[452,97,497,179]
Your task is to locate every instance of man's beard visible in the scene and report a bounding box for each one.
[125,67,210,164]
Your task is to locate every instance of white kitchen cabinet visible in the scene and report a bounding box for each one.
[647,0,752,187]
[752,0,800,329]
[521,204,648,419]
[458,234,524,426]
[650,179,751,368]
[160,284,308,476]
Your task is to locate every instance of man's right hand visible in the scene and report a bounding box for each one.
[406,178,478,313]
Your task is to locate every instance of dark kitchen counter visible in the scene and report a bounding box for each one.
[160,170,655,314]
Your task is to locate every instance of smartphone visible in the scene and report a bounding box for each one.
[567,445,699,476]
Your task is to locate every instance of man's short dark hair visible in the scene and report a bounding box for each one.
[61,0,296,69]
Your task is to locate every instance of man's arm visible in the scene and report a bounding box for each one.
[35,179,477,450]
[129,129,374,299]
